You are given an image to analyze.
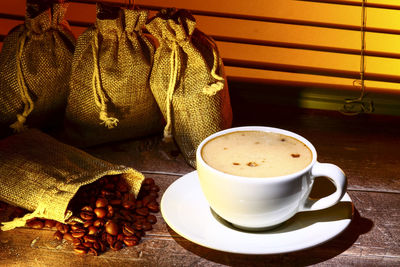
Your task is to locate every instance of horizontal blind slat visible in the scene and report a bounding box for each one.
[2,0,400,33]
[133,0,400,33]
[193,15,400,58]
[217,41,400,82]
[225,66,400,93]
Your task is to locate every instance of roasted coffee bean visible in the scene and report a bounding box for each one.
[44,219,57,228]
[120,209,132,220]
[149,191,158,198]
[117,183,129,193]
[122,192,131,202]
[110,240,123,251]
[150,185,160,192]
[83,220,93,228]
[99,241,107,252]
[135,230,144,238]
[147,201,160,213]
[73,245,88,255]
[113,212,125,222]
[93,241,100,251]
[84,235,97,243]
[109,199,122,206]
[88,247,98,256]
[106,234,116,246]
[136,207,149,216]
[147,215,157,224]
[122,200,135,210]
[142,185,151,191]
[117,234,124,242]
[26,218,44,229]
[101,232,108,242]
[88,225,98,235]
[27,175,160,256]
[94,208,106,219]
[142,222,152,231]
[80,210,95,221]
[72,238,82,246]
[106,205,114,218]
[54,230,63,241]
[70,224,83,231]
[81,206,93,212]
[115,191,123,199]
[93,219,105,228]
[142,195,155,206]
[83,242,93,248]
[105,220,118,236]
[136,200,143,209]
[133,221,143,231]
[104,183,115,190]
[143,178,155,185]
[56,223,69,234]
[123,236,139,247]
[122,224,135,236]
[63,233,74,242]
[95,198,108,208]
[101,189,113,197]
[71,229,86,239]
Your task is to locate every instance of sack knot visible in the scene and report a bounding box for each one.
[99,110,119,129]
[10,114,28,132]
[203,81,224,96]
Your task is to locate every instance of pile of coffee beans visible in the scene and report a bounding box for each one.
[25,175,160,256]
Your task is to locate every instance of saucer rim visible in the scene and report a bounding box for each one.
[161,170,353,255]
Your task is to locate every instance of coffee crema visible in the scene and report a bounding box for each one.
[201,131,312,177]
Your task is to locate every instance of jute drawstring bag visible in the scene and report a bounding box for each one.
[63,4,162,147]
[0,129,144,231]
[146,9,233,167]
[0,1,75,138]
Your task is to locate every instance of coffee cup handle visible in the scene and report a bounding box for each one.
[300,161,347,212]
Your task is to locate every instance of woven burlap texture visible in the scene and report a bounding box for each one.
[0,2,75,138]
[146,9,232,167]
[63,6,162,147]
[0,129,144,231]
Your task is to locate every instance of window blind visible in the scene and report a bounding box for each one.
[1,0,399,94]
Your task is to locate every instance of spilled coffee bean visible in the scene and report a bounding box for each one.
[25,175,160,256]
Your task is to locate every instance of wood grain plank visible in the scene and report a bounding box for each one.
[1,185,399,266]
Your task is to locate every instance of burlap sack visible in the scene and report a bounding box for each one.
[0,129,144,231]
[0,1,75,138]
[146,9,233,167]
[63,4,162,147]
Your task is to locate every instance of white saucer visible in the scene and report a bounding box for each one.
[161,171,353,255]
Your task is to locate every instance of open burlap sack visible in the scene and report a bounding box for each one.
[0,129,144,231]
[0,0,75,138]
[146,9,233,167]
[63,4,162,147]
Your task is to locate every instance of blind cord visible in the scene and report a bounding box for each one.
[341,0,374,115]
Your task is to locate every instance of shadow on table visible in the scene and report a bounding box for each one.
[167,207,373,266]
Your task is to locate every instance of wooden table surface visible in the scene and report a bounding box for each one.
[1,107,400,266]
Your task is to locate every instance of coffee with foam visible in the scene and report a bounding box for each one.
[201,131,312,177]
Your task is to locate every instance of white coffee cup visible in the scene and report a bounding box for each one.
[196,126,347,231]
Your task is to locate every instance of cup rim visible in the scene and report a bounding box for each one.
[196,126,317,183]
